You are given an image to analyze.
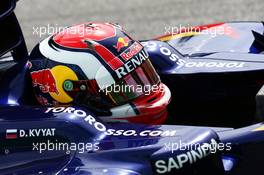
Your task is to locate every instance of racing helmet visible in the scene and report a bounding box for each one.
[28,22,171,124]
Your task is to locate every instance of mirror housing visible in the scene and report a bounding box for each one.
[0,0,16,19]
[0,0,28,61]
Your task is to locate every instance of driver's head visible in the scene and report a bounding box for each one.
[28,22,171,124]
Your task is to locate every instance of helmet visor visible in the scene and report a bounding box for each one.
[103,59,160,106]
[66,55,160,109]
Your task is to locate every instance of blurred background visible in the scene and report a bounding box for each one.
[15,0,263,51]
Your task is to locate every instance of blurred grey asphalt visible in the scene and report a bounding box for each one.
[15,0,263,51]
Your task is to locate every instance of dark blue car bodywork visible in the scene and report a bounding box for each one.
[143,22,264,127]
[2,105,264,175]
[1,1,264,174]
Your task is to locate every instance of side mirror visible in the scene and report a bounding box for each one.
[0,0,28,61]
[0,0,16,20]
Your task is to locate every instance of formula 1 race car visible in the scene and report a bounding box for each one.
[1,0,264,175]
[2,2,264,128]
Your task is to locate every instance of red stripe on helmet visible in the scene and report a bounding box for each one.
[94,44,123,70]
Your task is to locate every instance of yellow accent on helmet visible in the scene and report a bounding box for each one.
[119,37,129,46]
[50,65,78,103]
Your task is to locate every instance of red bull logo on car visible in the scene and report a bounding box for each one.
[114,37,131,52]
[31,69,59,94]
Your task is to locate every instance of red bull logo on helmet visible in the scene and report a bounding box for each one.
[31,69,59,94]
[121,42,143,61]
[115,49,149,78]
[114,37,131,52]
